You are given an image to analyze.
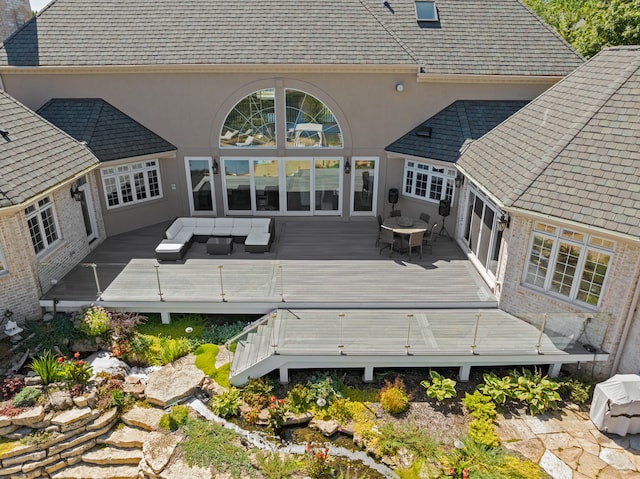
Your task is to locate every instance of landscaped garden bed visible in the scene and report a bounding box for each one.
[0,309,597,478]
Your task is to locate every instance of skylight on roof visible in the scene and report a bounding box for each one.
[415,1,438,22]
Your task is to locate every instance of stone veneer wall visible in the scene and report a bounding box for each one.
[0,176,105,321]
[0,0,31,42]
[497,215,640,378]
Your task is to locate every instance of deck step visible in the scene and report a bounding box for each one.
[231,341,247,375]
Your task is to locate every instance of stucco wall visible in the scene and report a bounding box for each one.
[497,215,640,377]
[1,71,554,234]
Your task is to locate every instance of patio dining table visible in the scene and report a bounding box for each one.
[383,216,428,235]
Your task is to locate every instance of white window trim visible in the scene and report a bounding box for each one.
[185,156,217,216]
[403,159,456,204]
[349,156,379,216]
[0,242,7,275]
[25,196,61,256]
[522,222,614,308]
[101,160,163,209]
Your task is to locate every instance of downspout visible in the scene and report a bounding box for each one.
[610,258,640,375]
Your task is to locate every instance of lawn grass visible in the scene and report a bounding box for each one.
[195,344,220,377]
[137,314,207,339]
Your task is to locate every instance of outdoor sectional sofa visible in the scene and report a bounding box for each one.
[155,217,274,260]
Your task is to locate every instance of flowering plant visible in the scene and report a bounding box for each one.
[304,442,333,478]
[79,305,111,337]
[267,395,288,434]
[59,352,93,390]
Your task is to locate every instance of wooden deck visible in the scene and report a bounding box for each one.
[41,219,496,314]
[229,308,610,385]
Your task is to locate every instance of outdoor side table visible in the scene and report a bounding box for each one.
[206,237,233,255]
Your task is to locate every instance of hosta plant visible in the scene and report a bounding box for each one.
[421,370,457,402]
[210,387,242,418]
[510,368,561,416]
[478,372,514,404]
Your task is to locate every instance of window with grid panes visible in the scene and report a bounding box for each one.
[403,160,456,203]
[101,160,162,208]
[524,222,613,307]
[25,197,60,254]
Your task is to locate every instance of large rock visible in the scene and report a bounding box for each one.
[143,431,180,474]
[82,446,143,465]
[159,457,211,479]
[47,390,73,411]
[12,406,45,426]
[122,405,165,431]
[144,355,205,407]
[87,350,130,378]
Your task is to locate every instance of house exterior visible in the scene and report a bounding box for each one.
[0,0,582,240]
[0,89,102,320]
[8,0,631,380]
[455,46,640,377]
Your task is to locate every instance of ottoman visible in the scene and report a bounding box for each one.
[155,240,185,261]
[207,237,233,255]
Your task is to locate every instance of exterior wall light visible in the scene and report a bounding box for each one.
[70,182,82,201]
[395,83,404,92]
[213,158,219,175]
[455,172,465,188]
[497,214,511,232]
[344,158,351,174]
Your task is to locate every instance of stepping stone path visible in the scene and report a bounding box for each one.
[496,408,640,478]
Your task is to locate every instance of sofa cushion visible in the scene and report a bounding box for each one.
[193,226,214,236]
[232,218,252,237]
[196,218,215,228]
[165,219,184,240]
[181,217,198,227]
[174,230,193,243]
[245,230,270,245]
[155,239,184,253]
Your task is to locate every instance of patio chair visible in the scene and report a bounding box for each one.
[235,135,254,146]
[424,223,438,254]
[419,212,431,225]
[390,209,402,217]
[220,129,239,141]
[375,214,383,245]
[379,225,397,256]
[396,229,425,260]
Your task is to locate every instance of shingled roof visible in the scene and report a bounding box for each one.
[457,46,640,240]
[386,100,528,163]
[37,99,176,162]
[0,0,583,76]
[0,90,98,208]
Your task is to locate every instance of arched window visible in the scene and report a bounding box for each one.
[220,88,343,149]
[220,89,276,148]
[285,90,343,148]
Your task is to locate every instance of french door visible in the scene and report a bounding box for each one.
[185,157,216,216]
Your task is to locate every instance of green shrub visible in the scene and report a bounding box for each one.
[159,404,191,431]
[560,376,593,404]
[375,422,441,463]
[510,368,561,415]
[241,377,274,409]
[210,387,242,418]
[12,387,42,407]
[79,305,111,337]
[29,350,62,385]
[256,451,300,479]
[60,356,93,388]
[468,418,500,448]
[157,337,191,365]
[202,321,248,344]
[463,391,496,420]
[180,419,254,478]
[286,384,314,414]
[307,372,342,407]
[478,372,514,404]
[420,370,457,402]
[213,363,231,388]
[379,377,410,414]
[317,397,354,423]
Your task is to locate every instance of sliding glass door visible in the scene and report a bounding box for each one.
[222,157,343,215]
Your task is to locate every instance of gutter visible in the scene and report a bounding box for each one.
[417,73,565,85]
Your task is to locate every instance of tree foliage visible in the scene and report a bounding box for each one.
[523,0,640,58]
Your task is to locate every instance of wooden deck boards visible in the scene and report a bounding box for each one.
[42,219,497,312]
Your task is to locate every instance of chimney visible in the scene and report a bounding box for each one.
[0,0,32,43]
